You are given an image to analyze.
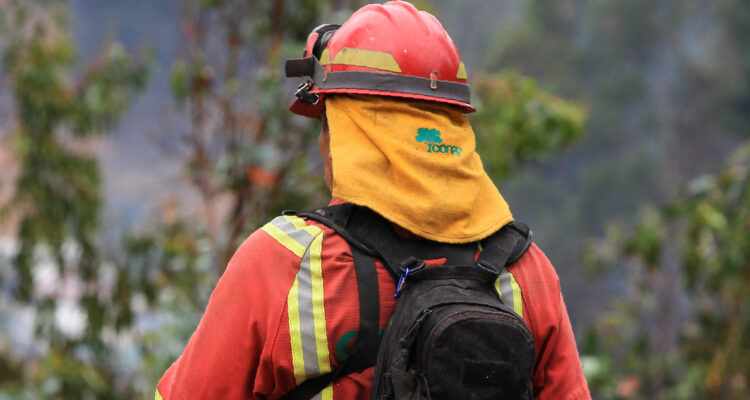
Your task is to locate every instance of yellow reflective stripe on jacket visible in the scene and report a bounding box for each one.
[263,215,333,399]
[494,269,523,318]
[308,232,333,400]
[309,234,331,375]
[261,216,320,258]
[287,270,306,382]
[509,273,523,317]
[155,389,163,400]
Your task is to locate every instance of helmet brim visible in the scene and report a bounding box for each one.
[290,89,476,119]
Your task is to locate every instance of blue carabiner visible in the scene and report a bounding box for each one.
[394,267,411,298]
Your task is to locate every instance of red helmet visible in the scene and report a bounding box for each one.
[285,0,473,118]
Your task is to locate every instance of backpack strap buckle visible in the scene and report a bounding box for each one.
[395,257,426,298]
[475,261,501,277]
[476,222,533,273]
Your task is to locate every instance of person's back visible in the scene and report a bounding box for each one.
[156,2,591,399]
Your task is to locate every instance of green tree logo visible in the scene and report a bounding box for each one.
[415,128,443,144]
[415,127,464,156]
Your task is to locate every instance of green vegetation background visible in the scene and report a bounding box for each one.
[0,0,747,399]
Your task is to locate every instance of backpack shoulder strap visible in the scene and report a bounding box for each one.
[292,204,379,258]
[279,204,383,400]
[476,222,533,274]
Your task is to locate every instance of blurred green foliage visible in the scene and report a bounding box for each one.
[472,72,586,181]
[0,0,149,398]
[7,0,750,399]
[584,142,750,399]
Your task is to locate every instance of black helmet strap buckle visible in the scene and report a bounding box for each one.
[295,80,319,105]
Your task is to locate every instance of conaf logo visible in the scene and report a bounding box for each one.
[415,128,462,157]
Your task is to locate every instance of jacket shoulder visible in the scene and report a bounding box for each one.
[511,243,561,290]
[256,214,326,259]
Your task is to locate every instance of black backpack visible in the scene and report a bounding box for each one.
[281,204,536,400]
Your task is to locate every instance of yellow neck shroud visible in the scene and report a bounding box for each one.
[326,95,513,243]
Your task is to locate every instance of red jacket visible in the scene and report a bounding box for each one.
[157,203,591,400]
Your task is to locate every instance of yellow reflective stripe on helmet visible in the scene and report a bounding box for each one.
[494,269,523,319]
[321,47,402,73]
[155,389,164,400]
[320,48,332,66]
[457,61,467,80]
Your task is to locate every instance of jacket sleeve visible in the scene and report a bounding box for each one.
[510,243,591,400]
[155,228,300,399]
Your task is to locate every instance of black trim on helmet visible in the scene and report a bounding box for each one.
[284,56,471,105]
